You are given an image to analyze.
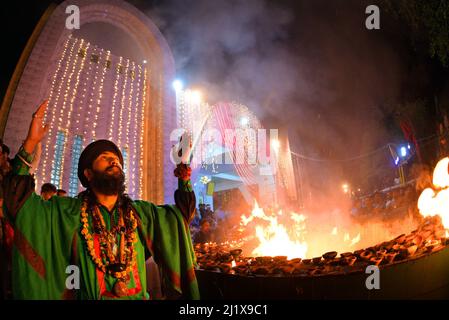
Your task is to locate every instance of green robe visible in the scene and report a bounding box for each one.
[3,151,200,300]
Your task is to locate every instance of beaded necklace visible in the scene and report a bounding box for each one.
[80,198,138,296]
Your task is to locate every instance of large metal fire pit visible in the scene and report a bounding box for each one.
[195,245,449,299]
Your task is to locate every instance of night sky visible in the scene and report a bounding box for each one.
[1,0,447,192]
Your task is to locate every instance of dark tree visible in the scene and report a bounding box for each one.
[383,0,449,66]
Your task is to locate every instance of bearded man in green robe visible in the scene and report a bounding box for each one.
[2,100,200,300]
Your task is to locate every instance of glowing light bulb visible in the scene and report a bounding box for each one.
[191,90,202,104]
[271,139,280,152]
[400,146,407,157]
[172,79,183,91]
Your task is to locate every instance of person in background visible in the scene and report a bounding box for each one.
[198,203,206,220]
[190,208,201,228]
[0,143,10,176]
[56,189,67,197]
[40,182,57,201]
[194,219,214,244]
[0,141,12,299]
[202,204,216,228]
[215,205,226,221]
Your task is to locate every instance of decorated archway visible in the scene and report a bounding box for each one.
[0,0,177,202]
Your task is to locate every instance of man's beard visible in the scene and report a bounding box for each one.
[89,166,125,195]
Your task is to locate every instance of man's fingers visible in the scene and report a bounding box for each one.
[34,142,42,154]
[43,123,50,136]
[36,100,48,115]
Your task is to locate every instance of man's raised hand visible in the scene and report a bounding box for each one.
[23,100,50,154]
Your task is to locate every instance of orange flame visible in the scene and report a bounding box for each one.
[331,227,338,235]
[417,157,449,229]
[240,201,308,259]
[239,202,367,259]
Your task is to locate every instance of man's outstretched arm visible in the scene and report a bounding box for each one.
[2,100,49,220]
[174,163,196,223]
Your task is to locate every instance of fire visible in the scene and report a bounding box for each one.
[253,221,308,259]
[350,233,361,246]
[240,201,308,259]
[417,157,449,229]
[331,227,338,235]
[342,232,360,246]
[239,202,367,259]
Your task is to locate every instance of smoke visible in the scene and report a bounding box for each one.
[133,0,420,224]
[300,206,419,258]
[144,0,299,117]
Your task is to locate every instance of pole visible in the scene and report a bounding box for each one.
[399,164,405,185]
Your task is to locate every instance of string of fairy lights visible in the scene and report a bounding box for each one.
[59,40,90,188]
[82,46,99,138]
[132,64,142,198]
[156,74,163,201]
[108,56,123,141]
[41,36,70,183]
[42,36,79,185]
[76,45,94,134]
[66,41,90,132]
[139,67,147,199]
[39,36,72,187]
[117,59,130,145]
[44,36,71,124]
[51,37,84,187]
[91,49,110,139]
[40,35,148,197]
[125,61,136,194]
[69,43,93,194]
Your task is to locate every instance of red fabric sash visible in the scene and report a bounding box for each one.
[93,234,142,298]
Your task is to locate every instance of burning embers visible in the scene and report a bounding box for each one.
[195,157,449,277]
[195,216,449,277]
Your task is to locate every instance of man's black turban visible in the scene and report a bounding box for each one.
[77,140,124,188]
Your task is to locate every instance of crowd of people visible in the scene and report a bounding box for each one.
[190,203,242,244]
[190,204,216,243]
[350,182,421,223]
